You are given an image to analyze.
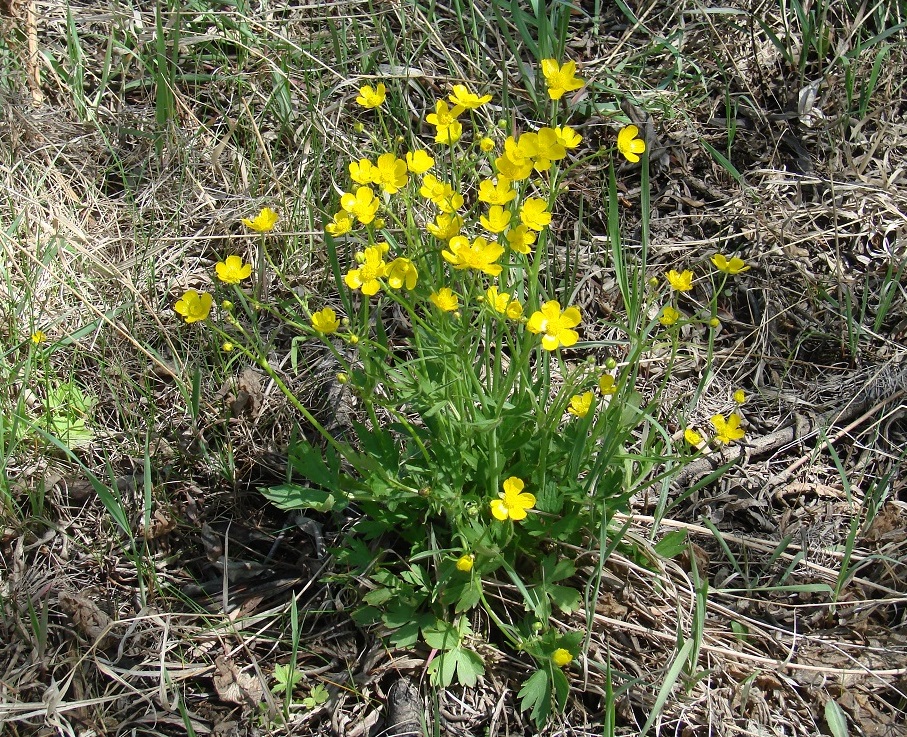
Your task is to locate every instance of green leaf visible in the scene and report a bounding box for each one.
[363,587,393,606]
[387,621,421,648]
[654,529,688,559]
[422,621,459,650]
[301,683,329,709]
[518,668,551,725]
[454,648,485,687]
[272,664,304,695]
[288,440,338,488]
[547,584,581,614]
[260,483,336,512]
[825,699,849,737]
[455,579,482,613]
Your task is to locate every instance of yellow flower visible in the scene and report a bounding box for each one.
[486,286,522,319]
[340,186,380,224]
[221,300,233,310]
[540,58,584,100]
[490,476,535,521]
[617,125,646,163]
[495,136,535,181]
[31,330,47,344]
[710,413,745,444]
[517,128,566,171]
[598,374,616,395]
[478,177,517,205]
[311,307,341,334]
[355,83,386,108]
[221,341,234,352]
[553,125,582,149]
[709,317,721,328]
[666,269,694,292]
[711,254,751,275]
[430,287,460,312]
[426,100,464,144]
[174,290,213,324]
[552,648,573,667]
[734,389,747,404]
[419,175,464,212]
[505,224,536,255]
[455,553,475,572]
[344,245,387,296]
[526,300,582,351]
[348,158,376,185]
[684,428,703,446]
[426,213,464,241]
[242,207,278,232]
[405,149,434,174]
[520,198,552,231]
[441,236,504,276]
[567,392,595,418]
[449,84,491,109]
[659,305,681,326]
[373,153,408,194]
[480,205,512,234]
[386,257,418,290]
[326,210,354,236]
[479,137,495,152]
[215,255,253,284]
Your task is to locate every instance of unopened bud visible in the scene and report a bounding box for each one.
[605,357,617,370]
[336,372,348,384]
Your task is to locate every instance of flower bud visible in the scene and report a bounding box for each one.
[348,334,359,345]
[709,317,721,328]
[353,122,365,133]
[222,342,234,352]
[374,218,386,229]
[221,300,233,310]
[337,372,348,384]
[605,357,617,370]
[532,622,544,633]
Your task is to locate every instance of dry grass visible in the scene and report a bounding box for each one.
[2,0,906,735]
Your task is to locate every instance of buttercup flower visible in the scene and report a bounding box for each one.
[684,428,703,446]
[455,554,475,572]
[31,330,46,344]
[449,84,491,109]
[552,648,573,667]
[406,149,434,174]
[617,125,646,163]
[568,392,595,418]
[505,224,536,255]
[373,153,408,194]
[349,159,377,185]
[495,137,534,181]
[242,207,278,232]
[430,287,460,312]
[426,100,464,144]
[311,307,341,334]
[486,286,522,319]
[442,236,504,276]
[174,290,212,324]
[659,305,681,326]
[553,125,582,149]
[710,413,745,444]
[355,83,386,108]
[478,177,517,206]
[711,254,750,275]
[386,257,418,290]
[517,128,566,171]
[527,300,582,351]
[426,213,463,241]
[344,245,387,295]
[419,175,464,212]
[734,389,747,404]
[215,255,252,284]
[221,342,234,352]
[490,476,535,521]
[479,137,495,152]
[598,374,616,395]
[540,58,584,100]
[341,186,380,224]
[666,269,694,292]
[520,198,552,231]
[480,206,511,234]
[326,210,354,236]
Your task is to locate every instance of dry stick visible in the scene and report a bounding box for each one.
[672,387,907,489]
[26,0,44,104]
